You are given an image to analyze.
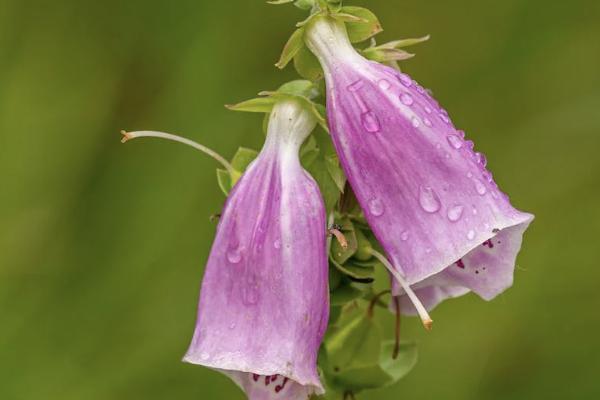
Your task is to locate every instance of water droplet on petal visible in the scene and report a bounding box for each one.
[368,198,385,216]
[229,322,236,330]
[273,239,281,249]
[412,117,421,128]
[475,152,487,167]
[467,172,473,178]
[400,231,409,241]
[457,130,466,138]
[400,93,414,106]
[347,79,364,92]
[467,230,476,240]
[378,79,391,90]
[424,106,432,114]
[419,186,441,213]
[474,179,487,195]
[447,134,463,149]
[482,170,493,182]
[399,74,412,87]
[227,248,242,264]
[424,118,432,127]
[465,140,474,150]
[439,113,450,124]
[361,111,381,133]
[447,205,464,222]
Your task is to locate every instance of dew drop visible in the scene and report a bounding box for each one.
[229,322,236,330]
[400,93,414,106]
[447,134,463,149]
[378,79,391,90]
[467,230,476,240]
[439,113,450,124]
[399,74,412,87]
[400,231,409,241]
[457,130,466,138]
[467,171,473,178]
[424,118,432,127]
[474,179,487,195]
[347,79,364,92]
[227,248,242,264]
[482,170,493,182]
[424,106,432,114]
[475,152,487,167]
[368,198,385,216]
[273,239,281,249]
[419,186,441,213]
[361,111,381,133]
[447,205,464,222]
[412,117,421,128]
[416,84,425,94]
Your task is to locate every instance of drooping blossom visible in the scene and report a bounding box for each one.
[181,99,329,399]
[304,16,533,324]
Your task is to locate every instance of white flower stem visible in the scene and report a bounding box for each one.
[121,130,234,175]
[370,249,433,331]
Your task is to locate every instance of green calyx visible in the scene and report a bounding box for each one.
[275,3,383,81]
[226,80,327,133]
[361,34,430,63]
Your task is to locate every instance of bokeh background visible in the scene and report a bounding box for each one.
[1,0,599,399]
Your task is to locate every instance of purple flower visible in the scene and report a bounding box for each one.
[304,17,533,323]
[183,99,329,399]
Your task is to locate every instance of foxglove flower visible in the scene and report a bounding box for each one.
[182,98,329,399]
[304,17,533,324]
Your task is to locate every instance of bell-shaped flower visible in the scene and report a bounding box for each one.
[302,16,534,326]
[179,97,329,399]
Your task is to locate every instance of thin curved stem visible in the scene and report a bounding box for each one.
[370,249,433,331]
[393,296,401,359]
[121,130,234,175]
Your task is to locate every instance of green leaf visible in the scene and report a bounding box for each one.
[330,283,364,306]
[339,6,382,43]
[276,28,305,69]
[325,154,345,193]
[277,80,320,99]
[379,341,418,384]
[303,129,342,214]
[216,168,231,195]
[294,45,324,82]
[226,97,276,113]
[325,312,382,370]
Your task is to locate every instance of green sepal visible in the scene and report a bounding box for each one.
[216,168,231,195]
[214,147,259,195]
[331,218,358,265]
[339,6,382,43]
[294,45,324,81]
[276,28,305,69]
[266,0,294,4]
[361,47,415,63]
[376,35,431,49]
[331,259,375,282]
[226,97,276,113]
[353,228,374,261]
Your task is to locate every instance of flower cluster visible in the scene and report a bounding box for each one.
[122,1,533,399]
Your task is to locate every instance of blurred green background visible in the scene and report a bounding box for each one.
[1,0,599,399]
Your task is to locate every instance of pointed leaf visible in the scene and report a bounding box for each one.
[226,97,276,113]
[216,168,231,195]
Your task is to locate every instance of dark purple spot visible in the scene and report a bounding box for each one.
[482,239,494,248]
[456,259,465,269]
[252,374,260,382]
[275,377,289,393]
[492,228,500,233]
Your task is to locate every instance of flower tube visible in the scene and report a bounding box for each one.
[302,16,533,323]
[182,98,329,399]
